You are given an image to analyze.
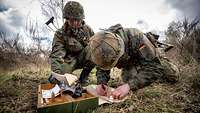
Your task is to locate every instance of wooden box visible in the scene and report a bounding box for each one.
[37,83,98,113]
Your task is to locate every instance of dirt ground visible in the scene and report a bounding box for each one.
[0,67,49,113]
[0,66,200,113]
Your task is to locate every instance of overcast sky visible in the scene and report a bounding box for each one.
[0,0,199,41]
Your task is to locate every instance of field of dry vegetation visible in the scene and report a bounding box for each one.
[0,19,200,113]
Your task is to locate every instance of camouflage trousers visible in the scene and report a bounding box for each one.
[121,58,179,90]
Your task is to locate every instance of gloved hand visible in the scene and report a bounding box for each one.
[72,82,83,98]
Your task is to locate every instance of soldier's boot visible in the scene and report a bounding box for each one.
[160,58,179,84]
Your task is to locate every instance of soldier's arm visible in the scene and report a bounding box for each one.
[80,24,94,47]
[96,67,111,85]
[124,29,164,90]
[50,30,67,74]
[78,25,95,83]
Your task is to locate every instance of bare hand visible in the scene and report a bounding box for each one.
[112,84,130,99]
[96,84,108,96]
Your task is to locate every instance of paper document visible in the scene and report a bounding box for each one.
[51,71,78,86]
[42,84,61,98]
[86,85,128,105]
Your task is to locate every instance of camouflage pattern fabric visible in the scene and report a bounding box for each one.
[50,21,94,75]
[63,1,85,19]
[159,57,179,83]
[95,24,178,90]
[121,59,164,90]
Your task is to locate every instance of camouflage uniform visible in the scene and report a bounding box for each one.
[50,22,94,74]
[49,1,95,83]
[91,24,178,91]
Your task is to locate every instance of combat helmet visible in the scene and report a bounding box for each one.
[63,1,85,19]
[88,31,125,70]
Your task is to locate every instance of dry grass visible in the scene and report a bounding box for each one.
[92,83,186,113]
[0,61,200,113]
[0,66,50,113]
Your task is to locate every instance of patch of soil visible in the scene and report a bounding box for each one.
[0,76,48,113]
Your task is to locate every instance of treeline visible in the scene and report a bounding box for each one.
[165,18,200,64]
[1,18,199,70]
[0,19,50,70]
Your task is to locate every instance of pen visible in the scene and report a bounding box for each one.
[101,84,106,90]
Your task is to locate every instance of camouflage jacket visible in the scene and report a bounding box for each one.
[97,24,164,90]
[50,21,94,74]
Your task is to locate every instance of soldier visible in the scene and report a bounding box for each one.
[48,1,94,84]
[88,24,178,99]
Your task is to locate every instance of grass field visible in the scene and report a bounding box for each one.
[0,64,199,113]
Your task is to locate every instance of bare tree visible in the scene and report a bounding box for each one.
[25,16,51,58]
[0,32,25,55]
[40,0,67,29]
[165,18,200,63]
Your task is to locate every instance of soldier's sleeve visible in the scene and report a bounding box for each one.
[81,25,94,47]
[96,67,111,85]
[77,25,95,82]
[50,30,67,74]
[123,29,164,90]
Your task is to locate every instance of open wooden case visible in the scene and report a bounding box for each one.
[37,83,98,113]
